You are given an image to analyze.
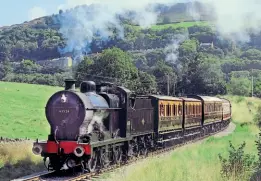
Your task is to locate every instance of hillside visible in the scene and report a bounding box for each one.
[0,2,212,63]
[1,1,261,99]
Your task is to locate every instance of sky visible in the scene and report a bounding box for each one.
[0,0,191,27]
[0,0,65,27]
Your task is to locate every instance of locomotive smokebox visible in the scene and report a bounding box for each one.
[65,79,76,90]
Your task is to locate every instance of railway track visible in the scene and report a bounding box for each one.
[12,122,230,181]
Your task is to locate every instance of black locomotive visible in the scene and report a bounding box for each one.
[32,79,231,172]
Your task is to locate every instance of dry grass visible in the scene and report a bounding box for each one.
[0,142,44,181]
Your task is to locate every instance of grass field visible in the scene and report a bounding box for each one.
[129,21,212,31]
[0,81,61,139]
[0,82,260,180]
[150,21,212,30]
[106,95,261,181]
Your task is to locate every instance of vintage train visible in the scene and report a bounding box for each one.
[32,79,231,172]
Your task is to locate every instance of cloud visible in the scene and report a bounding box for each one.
[28,6,47,20]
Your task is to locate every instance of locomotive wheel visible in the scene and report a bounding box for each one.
[141,147,148,157]
[100,149,110,168]
[48,157,63,171]
[113,147,122,164]
[88,151,97,173]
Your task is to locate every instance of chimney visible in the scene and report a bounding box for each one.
[64,79,76,90]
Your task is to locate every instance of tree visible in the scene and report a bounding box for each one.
[75,57,94,83]
[15,59,41,74]
[241,49,261,60]
[136,71,157,94]
[76,47,139,90]
[151,60,176,95]
[0,60,12,79]
[227,77,251,96]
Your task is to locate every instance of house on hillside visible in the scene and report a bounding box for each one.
[36,57,73,68]
[199,42,214,49]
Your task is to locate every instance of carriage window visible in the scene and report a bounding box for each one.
[130,98,135,108]
[173,105,176,116]
[160,103,165,116]
[178,104,182,115]
[166,104,170,116]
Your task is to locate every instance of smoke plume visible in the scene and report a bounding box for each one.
[190,0,261,42]
[57,0,180,59]
[165,33,188,68]
[56,0,261,59]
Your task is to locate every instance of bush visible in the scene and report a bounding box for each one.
[2,72,71,87]
[219,141,256,181]
[254,105,261,128]
[227,77,251,96]
[235,96,245,103]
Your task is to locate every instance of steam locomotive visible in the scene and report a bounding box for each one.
[32,79,231,172]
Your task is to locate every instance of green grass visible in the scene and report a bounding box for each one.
[0,81,61,139]
[150,21,212,30]
[129,21,213,31]
[106,95,261,181]
[0,81,260,180]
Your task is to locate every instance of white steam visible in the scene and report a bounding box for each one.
[56,0,261,57]
[165,33,188,66]
[189,0,261,42]
[210,0,261,42]
[87,110,109,134]
[57,0,182,57]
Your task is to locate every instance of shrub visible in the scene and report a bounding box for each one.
[219,141,256,181]
[254,105,261,128]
